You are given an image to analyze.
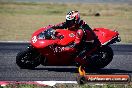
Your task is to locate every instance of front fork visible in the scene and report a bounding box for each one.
[27,44,35,51]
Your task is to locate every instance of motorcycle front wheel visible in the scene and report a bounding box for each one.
[16,48,41,69]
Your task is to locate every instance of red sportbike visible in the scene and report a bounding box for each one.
[16,25,121,70]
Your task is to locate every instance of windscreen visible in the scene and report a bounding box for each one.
[37,28,56,40]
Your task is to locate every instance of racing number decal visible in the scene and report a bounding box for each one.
[32,36,37,43]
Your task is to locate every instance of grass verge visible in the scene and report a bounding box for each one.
[0,83,132,88]
[0,2,132,43]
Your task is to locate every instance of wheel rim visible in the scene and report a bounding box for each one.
[18,50,40,68]
[100,51,107,59]
[21,53,34,64]
[86,46,113,69]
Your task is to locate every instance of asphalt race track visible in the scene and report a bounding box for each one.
[0,42,132,81]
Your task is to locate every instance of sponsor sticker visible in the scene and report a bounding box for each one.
[85,74,130,82]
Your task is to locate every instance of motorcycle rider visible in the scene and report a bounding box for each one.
[53,10,101,67]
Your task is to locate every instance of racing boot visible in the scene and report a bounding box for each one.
[78,66,86,76]
[77,66,87,85]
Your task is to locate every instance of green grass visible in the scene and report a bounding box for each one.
[0,83,132,88]
[0,84,43,88]
[0,2,132,43]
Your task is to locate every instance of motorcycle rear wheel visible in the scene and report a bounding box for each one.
[87,45,113,69]
[16,49,41,69]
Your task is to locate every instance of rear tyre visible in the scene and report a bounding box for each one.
[16,49,41,69]
[87,45,113,69]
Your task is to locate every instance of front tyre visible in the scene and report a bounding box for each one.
[16,49,41,69]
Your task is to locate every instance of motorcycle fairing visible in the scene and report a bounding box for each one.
[29,26,120,66]
[93,28,119,45]
[31,26,59,48]
[31,40,59,48]
[56,29,76,46]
